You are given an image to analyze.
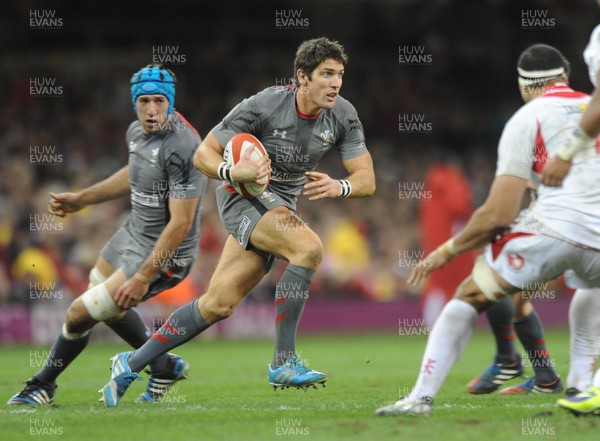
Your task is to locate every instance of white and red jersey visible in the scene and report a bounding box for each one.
[496,84,590,188]
[534,145,600,250]
[496,84,600,249]
[584,24,600,87]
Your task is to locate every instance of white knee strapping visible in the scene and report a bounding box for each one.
[88,267,108,290]
[472,255,508,302]
[80,283,120,322]
[61,323,90,340]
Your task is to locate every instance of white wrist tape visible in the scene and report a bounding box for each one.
[437,238,458,261]
[557,128,593,161]
[338,179,352,198]
[217,162,233,182]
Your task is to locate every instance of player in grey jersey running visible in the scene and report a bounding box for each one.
[100,37,376,406]
[9,65,207,406]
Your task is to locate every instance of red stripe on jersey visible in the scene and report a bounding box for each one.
[541,85,588,99]
[275,295,287,306]
[175,112,201,138]
[532,120,548,174]
[491,232,534,261]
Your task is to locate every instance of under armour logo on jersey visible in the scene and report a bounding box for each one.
[128,141,138,152]
[319,129,334,146]
[273,130,287,139]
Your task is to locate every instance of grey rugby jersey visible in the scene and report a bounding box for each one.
[211,86,368,206]
[126,112,207,261]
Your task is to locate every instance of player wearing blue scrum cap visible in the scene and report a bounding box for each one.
[8,64,207,407]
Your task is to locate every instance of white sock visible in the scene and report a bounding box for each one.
[593,369,600,389]
[409,299,478,400]
[422,288,447,328]
[567,288,600,391]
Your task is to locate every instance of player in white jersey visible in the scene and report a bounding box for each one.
[376,44,600,417]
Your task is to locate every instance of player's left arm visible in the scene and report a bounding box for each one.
[542,71,600,186]
[408,175,528,285]
[303,152,375,200]
[114,196,200,309]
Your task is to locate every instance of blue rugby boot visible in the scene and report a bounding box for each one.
[467,354,523,394]
[136,353,190,403]
[99,351,142,408]
[268,358,327,390]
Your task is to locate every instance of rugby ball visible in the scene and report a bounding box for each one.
[223,133,270,198]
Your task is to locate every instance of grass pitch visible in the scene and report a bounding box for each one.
[1,330,598,441]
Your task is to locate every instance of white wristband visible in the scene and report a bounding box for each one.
[338,179,352,198]
[557,128,593,161]
[217,162,233,182]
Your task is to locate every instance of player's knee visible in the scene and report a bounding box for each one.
[200,295,236,322]
[454,277,493,313]
[65,300,93,334]
[513,296,532,320]
[292,234,323,267]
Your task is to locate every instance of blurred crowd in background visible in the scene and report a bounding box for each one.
[1,0,595,308]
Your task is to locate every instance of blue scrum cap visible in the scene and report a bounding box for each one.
[130,64,176,116]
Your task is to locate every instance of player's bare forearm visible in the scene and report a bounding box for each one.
[450,176,527,255]
[452,206,507,254]
[78,166,130,205]
[194,132,224,180]
[345,167,376,198]
[136,221,190,280]
[409,203,510,285]
[135,197,199,280]
[342,152,376,198]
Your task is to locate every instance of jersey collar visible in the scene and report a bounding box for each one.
[294,89,322,119]
[541,84,587,98]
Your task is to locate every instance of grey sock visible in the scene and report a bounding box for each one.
[128,299,208,373]
[35,330,90,384]
[106,309,169,374]
[485,296,518,364]
[272,264,314,368]
[515,309,558,384]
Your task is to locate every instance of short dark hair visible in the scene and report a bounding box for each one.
[518,44,570,78]
[294,37,348,83]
